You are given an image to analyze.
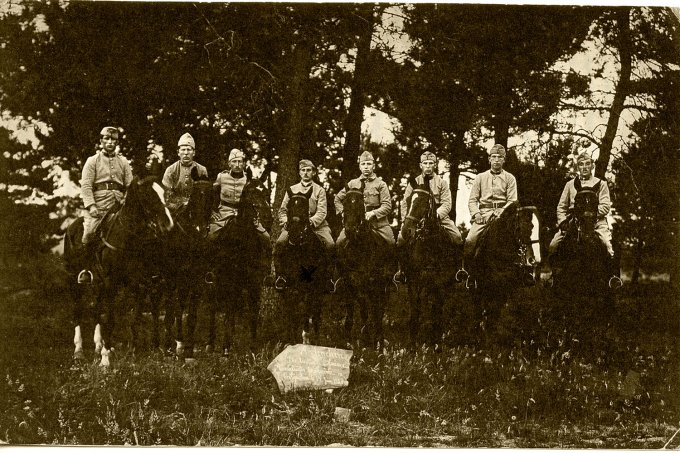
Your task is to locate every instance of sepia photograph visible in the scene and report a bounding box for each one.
[0,0,678,447]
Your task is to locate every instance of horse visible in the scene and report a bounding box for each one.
[205,177,272,355]
[337,183,395,350]
[274,188,332,345]
[154,168,214,359]
[464,202,538,339]
[63,176,174,366]
[549,180,622,311]
[399,176,461,348]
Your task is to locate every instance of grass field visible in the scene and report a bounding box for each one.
[0,253,678,446]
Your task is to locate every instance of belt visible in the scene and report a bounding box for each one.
[93,182,125,192]
[480,201,506,209]
[220,201,239,209]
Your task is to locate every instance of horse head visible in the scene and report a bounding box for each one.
[286,189,312,246]
[342,182,368,241]
[178,167,213,238]
[238,177,272,232]
[572,184,599,239]
[124,176,174,238]
[402,176,438,243]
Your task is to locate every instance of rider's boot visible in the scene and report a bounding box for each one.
[608,255,623,289]
[394,244,408,283]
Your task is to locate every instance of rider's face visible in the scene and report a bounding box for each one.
[177,145,195,164]
[229,158,244,172]
[489,154,504,172]
[577,160,593,178]
[100,134,119,154]
[420,160,436,176]
[299,167,314,182]
[360,161,374,177]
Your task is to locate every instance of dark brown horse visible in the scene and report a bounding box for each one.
[399,177,461,348]
[337,183,394,350]
[274,188,331,345]
[63,176,174,366]
[155,169,214,359]
[550,180,621,304]
[206,177,271,355]
[465,202,538,338]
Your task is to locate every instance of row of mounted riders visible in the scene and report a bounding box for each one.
[62,172,619,366]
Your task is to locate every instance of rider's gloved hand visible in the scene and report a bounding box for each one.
[88,205,101,218]
[472,213,484,225]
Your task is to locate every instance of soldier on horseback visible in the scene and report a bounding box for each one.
[395,151,463,280]
[208,148,272,268]
[548,151,618,279]
[78,126,133,283]
[273,159,335,275]
[161,132,208,213]
[334,151,395,248]
[464,144,518,261]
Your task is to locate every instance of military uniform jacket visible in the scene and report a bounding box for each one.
[468,169,517,219]
[214,170,248,206]
[335,175,392,228]
[556,176,611,225]
[403,174,452,220]
[162,160,208,207]
[80,151,133,208]
[278,181,329,228]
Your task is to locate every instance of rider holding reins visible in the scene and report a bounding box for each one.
[464,143,518,260]
[78,126,133,283]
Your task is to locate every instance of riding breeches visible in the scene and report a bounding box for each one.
[82,190,124,244]
[463,208,502,257]
[336,224,395,248]
[549,220,613,257]
[274,226,335,254]
[396,217,462,247]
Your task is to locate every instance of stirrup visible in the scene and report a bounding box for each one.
[608,275,623,290]
[275,275,287,291]
[455,268,469,283]
[77,270,93,284]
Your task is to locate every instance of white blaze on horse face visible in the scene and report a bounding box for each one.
[152,182,174,229]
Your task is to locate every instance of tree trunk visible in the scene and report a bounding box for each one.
[448,130,465,223]
[271,39,313,241]
[597,7,632,179]
[492,92,516,174]
[340,5,376,180]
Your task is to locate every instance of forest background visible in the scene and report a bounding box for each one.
[0,2,678,284]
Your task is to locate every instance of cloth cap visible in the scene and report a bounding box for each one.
[177,132,195,149]
[358,151,374,163]
[100,126,119,137]
[299,159,315,170]
[576,151,593,163]
[488,144,506,158]
[228,148,245,162]
[420,151,437,163]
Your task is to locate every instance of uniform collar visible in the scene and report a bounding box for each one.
[490,169,502,176]
[300,181,312,188]
[360,173,376,181]
[180,160,194,168]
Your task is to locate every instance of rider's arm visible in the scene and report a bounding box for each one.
[402,183,413,220]
[468,175,482,220]
[310,186,327,228]
[372,180,393,220]
[437,178,452,219]
[597,179,612,218]
[278,190,290,227]
[556,181,572,226]
[505,173,518,206]
[80,155,97,209]
[334,186,346,216]
[161,163,175,190]
[122,157,133,188]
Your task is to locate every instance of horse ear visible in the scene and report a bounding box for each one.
[408,174,418,189]
[245,166,253,180]
[190,165,199,181]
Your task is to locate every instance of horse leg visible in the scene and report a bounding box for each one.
[149,281,162,350]
[185,286,200,358]
[247,283,260,349]
[71,280,86,361]
[372,285,386,351]
[221,297,234,356]
[408,282,421,347]
[175,286,187,359]
[96,285,116,367]
[343,286,355,347]
[205,284,217,353]
[430,286,443,349]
